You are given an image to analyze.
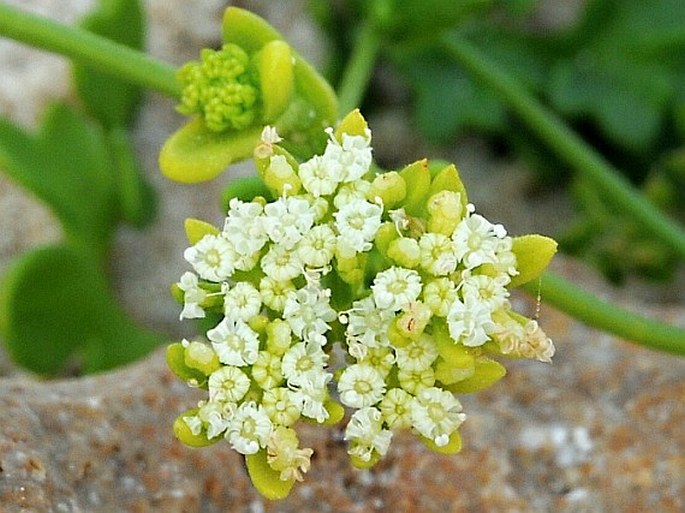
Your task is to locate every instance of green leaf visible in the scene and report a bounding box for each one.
[419,430,463,455]
[221,175,272,211]
[444,357,506,393]
[0,103,119,253]
[107,127,157,228]
[245,450,295,501]
[547,0,685,151]
[509,234,558,287]
[72,0,145,128]
[0,244,162,375]
[159,119,262,183]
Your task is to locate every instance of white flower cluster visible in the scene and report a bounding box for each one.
[171,115,554,484]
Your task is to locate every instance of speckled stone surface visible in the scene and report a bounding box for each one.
[0,1,684,512]
[0,264,683,512]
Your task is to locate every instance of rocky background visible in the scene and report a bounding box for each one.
[0,1,683,512]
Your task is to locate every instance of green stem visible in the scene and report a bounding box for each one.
[336,19,382,114]
[0,2,180,98]
[441,35,685,261]
[523,272,685,355]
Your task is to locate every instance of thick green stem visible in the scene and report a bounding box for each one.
[336,20,382,114]
[523,272,685,355]
[442,35,685,261]
[0,2,180,98]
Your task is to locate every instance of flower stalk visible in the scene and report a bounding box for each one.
[0,2,180,98]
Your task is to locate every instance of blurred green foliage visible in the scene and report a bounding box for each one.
[310,0,685,283]
[0,0,161,375]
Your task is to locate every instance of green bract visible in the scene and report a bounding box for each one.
[168,109,557,499]
[159,7,338,183]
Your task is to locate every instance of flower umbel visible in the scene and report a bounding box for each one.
[168,109,557,499]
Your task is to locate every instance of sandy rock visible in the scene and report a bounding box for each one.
[0,260,683,512]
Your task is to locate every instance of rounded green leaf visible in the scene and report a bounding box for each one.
[159,119,261,183]
[419,430,462,455]
[398,159,431,217]
[245,450,296,500]
[222,175,272,211]
[509,234,558,287]
[222,7,281,53]
[173,409,219,448]
[257,40,295,123]
[445,357,506,393]
[184,218,220,245]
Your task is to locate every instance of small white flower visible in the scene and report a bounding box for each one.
[298,154,343,197]
[259,276,295,312]
[226,401,273,455]
[395,333,439,372]
[267,426,314,482]
[262,387,303,427]
[491,315,526,356]
[419,232,458,276]
[446,294,496,347]
[207,318,260,366]
[223,198,268,256]
[207,366,251,403]
[184,234,236,282]
[338,364,387,408]
[334,198,382,254]
[260,125,282,145]
[379,388,414,429]
[422,277,457,317]
[371,266,423,311]
[344,296,394,349]
[283,286,337,343]
[344,407,393,462]
[355,346,395,377]
[297,224,337,268]
[520,320,555,363]
[411,387,466,447]
[182,413,203,436]
[262,196,315,249]
[452,213,507,270]
[281,342,329,384]
[460,273,510,312]
[198,400,231,439]
[223,281,262,322]
[261,243,303,281]
[290,370,332,423]
[323,130,373,183]
[332,180,372,209]
[177,271,207,320]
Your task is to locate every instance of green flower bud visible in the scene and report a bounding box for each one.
[374,222,400,258]
[387,237,420,268]
[388,317,412,348]
[262,154,302,196]
[368,171,407,209]
[177,44,259,132]
[394,301,432,340]
[266,319,293,356]
[166,343,208,387]
[184,340,221,376]
[426,190,463,235]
